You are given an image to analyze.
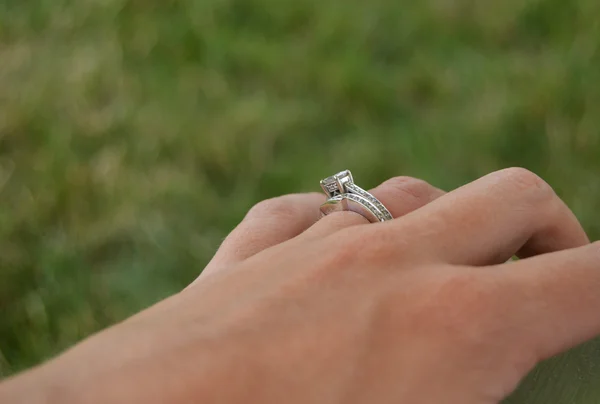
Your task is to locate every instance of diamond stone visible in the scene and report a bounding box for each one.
[320,170,354,197]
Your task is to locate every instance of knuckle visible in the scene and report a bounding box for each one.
[312,238,361,279]
[328,232,375,264]
[496,167,555,198]
[434,271,493,311]
[246,196,299,221]
[424,270,499,343]
[352,226,412,262]
[382,176,435,203]
[321,229,397,270]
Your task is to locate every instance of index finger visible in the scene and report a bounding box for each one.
[494,242,600,362]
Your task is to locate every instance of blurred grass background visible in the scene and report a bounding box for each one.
[1,0,600,402]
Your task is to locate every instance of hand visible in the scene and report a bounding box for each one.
[1,168,596,404]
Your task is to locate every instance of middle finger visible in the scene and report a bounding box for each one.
[389,168,589,266]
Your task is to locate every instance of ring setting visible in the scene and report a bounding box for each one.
[320,170,393,223]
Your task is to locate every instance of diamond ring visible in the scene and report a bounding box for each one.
[319,170,393,223]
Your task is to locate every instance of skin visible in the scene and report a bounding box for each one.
[0,167,598,404]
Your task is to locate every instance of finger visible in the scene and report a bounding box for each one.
[394,168,589,266]
[493,242,600,362]
[304,176,445,238]
[203,193,325,275]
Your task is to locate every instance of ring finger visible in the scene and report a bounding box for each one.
[202,176,444,277]
[303,176,445,238]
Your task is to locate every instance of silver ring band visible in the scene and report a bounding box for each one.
[320,193,386,223]
[319,170,393,223]
[345,183,393,221]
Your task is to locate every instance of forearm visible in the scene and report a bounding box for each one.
[0,364,66,404]
[0,304,245,404]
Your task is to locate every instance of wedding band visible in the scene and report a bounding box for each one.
[319,170,393,223]
[321,193,386,223]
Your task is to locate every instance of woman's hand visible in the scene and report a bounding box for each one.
[1,168,597,404]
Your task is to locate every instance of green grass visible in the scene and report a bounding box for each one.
[1,0,600,402]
